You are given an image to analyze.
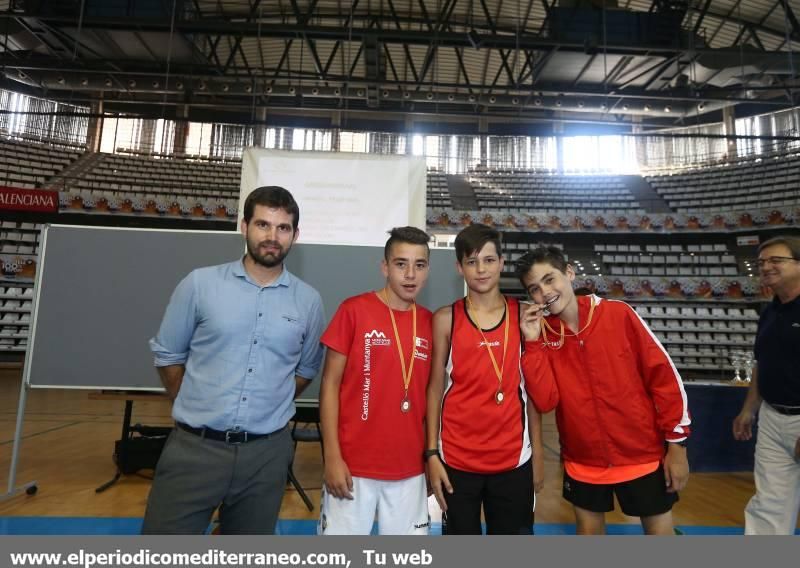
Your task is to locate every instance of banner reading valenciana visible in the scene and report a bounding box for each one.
[0,186,58,213]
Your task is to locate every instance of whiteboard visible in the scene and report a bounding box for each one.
[239,148,427,246]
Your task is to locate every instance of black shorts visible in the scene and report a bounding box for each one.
[442,460,534,535]
[562,465,678,518]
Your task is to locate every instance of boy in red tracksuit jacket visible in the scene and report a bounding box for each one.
[516,246,691,535]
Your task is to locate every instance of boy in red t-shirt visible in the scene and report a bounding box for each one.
[319,226,434,534]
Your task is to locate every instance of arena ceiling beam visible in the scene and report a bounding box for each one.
[694,3,800,45]
[1,15,758,57]
[4,48,796,92]
[777,0,800,38]
[692,0,714,35]
[4,3,798,124]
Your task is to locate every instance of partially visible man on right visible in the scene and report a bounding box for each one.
[733,235,800,535]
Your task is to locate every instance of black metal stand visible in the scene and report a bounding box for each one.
[287,467,314,511]
[95,400,133,493]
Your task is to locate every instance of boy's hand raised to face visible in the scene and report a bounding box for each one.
[520,301,548,342]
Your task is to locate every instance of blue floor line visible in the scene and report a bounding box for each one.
[2,517,796,536]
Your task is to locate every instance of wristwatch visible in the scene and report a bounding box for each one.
[423,448,440,460]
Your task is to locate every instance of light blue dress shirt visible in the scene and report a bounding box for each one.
[149,259,325,434]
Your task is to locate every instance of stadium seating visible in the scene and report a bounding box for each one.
[468,170,643,213]
[646,152,800,212]
[0,138,80,189]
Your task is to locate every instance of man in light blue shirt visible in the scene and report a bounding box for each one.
[142,186,325,535]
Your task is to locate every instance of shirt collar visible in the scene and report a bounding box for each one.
[771,292,800,310]
[232,258,291,288]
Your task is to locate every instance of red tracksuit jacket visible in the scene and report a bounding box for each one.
[521,295,691,467]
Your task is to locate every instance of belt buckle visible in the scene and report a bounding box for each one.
[225,430,247,444]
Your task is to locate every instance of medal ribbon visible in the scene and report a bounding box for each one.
[379,289,416,399]
[541,295,597,350]
[466,295,509,397]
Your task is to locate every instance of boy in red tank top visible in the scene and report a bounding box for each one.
[517,246,691,535]
[426,224,544,535]
[318,227,434,534]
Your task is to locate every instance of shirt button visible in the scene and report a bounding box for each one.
[242,397,247,401]
[248,368,253,373]
[253,339,258,344]
[258,313,263,317]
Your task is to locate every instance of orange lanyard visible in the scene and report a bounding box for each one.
[466,295,509,404]
[542,296,596,350]
[379,289,416,412]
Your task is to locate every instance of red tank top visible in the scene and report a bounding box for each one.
[440,296,531,474]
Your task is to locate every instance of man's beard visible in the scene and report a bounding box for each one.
[247,239,290,268]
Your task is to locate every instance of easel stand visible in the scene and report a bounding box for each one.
[1,377,37,502]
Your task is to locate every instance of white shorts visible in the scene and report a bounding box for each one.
[319,474,429,535]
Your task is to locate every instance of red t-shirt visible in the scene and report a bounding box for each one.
[440,296,531,474]
[321,291,433,480]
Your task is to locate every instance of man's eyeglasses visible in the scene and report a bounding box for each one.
[755,256,798,268]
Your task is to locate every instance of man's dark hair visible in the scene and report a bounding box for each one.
[243,186,300,229]
[514,246,570,286]
[384,226,431,260]
[758,235,800,259]
[454,224,502,263]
